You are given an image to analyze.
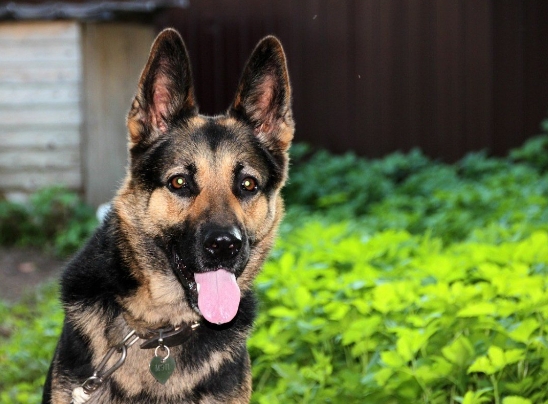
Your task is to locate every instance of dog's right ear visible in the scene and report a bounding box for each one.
[127,29,197,148]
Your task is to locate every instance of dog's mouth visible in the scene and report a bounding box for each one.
[172,248,241,325]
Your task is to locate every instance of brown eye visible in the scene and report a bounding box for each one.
[241,177,257,192]
[170,176,187,190]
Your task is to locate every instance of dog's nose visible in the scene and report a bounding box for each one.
[203,228,242,261]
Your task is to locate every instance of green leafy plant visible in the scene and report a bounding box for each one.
[2,136,548,403]
[0,186,97,256]
[285,138,548,243]
[0,200,31,246]
[0,283,63,403]
[249,224,548,403]
[509,135,548,173]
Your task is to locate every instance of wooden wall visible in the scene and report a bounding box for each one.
[0,21,82,202]
[81,23,154,207]
[156,0,548,161]
[0,21,154,205]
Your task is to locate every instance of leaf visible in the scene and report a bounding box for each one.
[502,397,532,404]
[508,318,539,344]
[503,349,525,366]
[380,351,406,368]
[374,368,394,387]
[323,301,349,320]
[395,329,433,362]
[488,346,506,369]
[468,356,497,375]
[456,389,493,404]
[457,302,497,317]
[341,316,382,345]
[442,336,475,367]
[467,347,525,376]
[268,306,298,319]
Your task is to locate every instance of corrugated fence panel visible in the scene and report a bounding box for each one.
[156,0,548,161]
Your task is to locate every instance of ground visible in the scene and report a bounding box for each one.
[0,247,64,302]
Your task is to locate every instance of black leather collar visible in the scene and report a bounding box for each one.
[139,322,200,349]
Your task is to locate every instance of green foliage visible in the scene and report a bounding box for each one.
[509,135,548,173]
[3,136,548,402]
[0,283,63,403]
[0,186,97,256]
[285,138,548,243]
[0,201,31,246]
[249,225,548,403]
[284,146,431,219]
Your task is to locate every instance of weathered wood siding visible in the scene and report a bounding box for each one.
[0,21,82,201]
[81,23,154,207]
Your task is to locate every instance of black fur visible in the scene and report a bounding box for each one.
[43,29,293,404]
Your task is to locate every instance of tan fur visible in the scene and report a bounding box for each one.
[46,30,292,404]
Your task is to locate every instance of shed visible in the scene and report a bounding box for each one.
[0,1,187,206]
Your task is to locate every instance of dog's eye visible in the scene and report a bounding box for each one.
[169,176,187,190]
[241,177,258,193]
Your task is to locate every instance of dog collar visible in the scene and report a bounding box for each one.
[72,321,201,402]
[139,322,200,349]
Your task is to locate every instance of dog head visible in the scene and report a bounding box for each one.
[113,29,293,326]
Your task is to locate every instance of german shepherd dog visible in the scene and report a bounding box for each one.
[42,28,293,403]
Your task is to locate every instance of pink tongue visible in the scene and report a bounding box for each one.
[194,269,241,324]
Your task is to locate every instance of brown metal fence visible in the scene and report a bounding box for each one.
[155,0,548,161]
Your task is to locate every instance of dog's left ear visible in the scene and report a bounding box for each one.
[229,36,294,152]
[127,29,197,148]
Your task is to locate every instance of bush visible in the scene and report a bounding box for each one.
[3,136,548,402]
[0,283,63,403]
[0,201,31,246]
[250,223,548,403]
[0,187,97,257]
[284,138,548,243]
[509,135,548,173]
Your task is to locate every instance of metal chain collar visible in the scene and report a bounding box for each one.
[69,322,199,404]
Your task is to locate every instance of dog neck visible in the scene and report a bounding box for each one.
[122,312,200,349]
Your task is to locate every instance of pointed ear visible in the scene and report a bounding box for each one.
[127,28,197,147]
[229,36,294,152]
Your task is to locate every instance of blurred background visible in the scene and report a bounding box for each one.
[0,0,547,206]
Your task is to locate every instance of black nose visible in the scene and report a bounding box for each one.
[203,228,243,262]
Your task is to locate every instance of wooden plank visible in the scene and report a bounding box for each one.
[0,170,81,192]
[0,20,83,198]
[0,84,79,105]
[0,105,81,126]
[0,66,80,84]
[0,129,79,150]
[0,21,79,41]
[0,149,80,169]
[82,22,154,206]
[0,43,80,65]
